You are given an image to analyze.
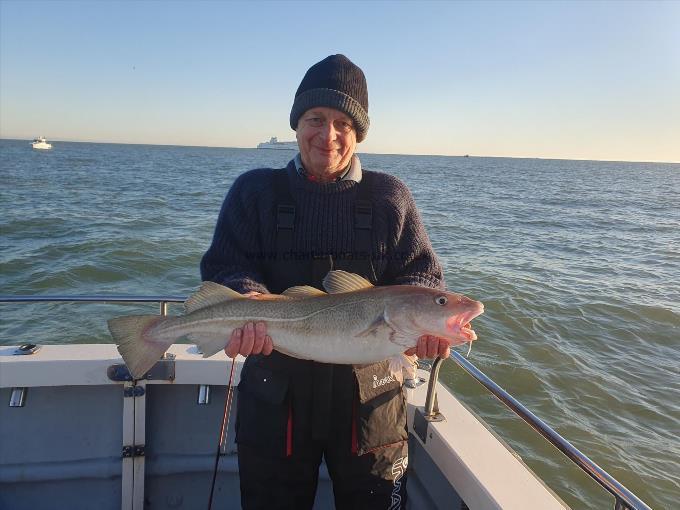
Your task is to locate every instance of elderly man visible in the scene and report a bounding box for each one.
[201,54,449,510]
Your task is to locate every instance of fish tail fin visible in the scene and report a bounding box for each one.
[108,315,170,379]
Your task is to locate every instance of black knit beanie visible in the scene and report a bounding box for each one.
[290,54,370,142]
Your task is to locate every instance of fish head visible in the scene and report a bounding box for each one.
[385,287,484,348]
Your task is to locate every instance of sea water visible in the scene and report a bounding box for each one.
[1,139,678,508]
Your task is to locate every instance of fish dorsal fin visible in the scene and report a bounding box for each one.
[184,281,243,313]
[282,285,327,298]
[250,294,294,301]
[322,270,374,294]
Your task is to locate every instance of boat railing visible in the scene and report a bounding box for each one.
[422,354,652,510]
[0,295,652,510]
[0,294,185,315]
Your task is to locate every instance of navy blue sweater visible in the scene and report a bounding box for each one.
[200,161,443,294]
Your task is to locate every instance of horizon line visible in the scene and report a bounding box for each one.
[1,137,678,165]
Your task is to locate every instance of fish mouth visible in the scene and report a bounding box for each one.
[446,304,484,342]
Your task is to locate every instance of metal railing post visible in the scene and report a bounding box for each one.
[424,356,445,418]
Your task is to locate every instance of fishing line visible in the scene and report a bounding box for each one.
[207,356,237,510]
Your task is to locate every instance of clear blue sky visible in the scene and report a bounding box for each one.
[1,0,678,162]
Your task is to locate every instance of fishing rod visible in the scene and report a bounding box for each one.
[207,356,237,510]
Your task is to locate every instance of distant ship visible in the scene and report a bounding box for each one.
[32,136,52,150]
[257,137,298,150]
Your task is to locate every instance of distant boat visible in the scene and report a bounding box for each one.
[257,136,298,150]
[32,136,52,150]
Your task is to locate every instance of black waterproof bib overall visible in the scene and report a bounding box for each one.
[235,169,409,510]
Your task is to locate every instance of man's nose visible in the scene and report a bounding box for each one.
[319,122,338,141]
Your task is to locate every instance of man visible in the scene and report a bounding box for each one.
[201,54,450,510]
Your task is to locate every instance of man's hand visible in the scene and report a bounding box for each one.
[404,335,450,359]
[225,321,273,358]
[224,292,274,358]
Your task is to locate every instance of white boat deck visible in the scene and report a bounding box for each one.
[0,343,568,509]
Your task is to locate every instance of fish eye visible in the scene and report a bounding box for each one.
[435,296,448,306]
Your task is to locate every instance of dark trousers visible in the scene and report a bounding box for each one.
[236,352,408,510]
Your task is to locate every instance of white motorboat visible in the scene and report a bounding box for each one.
[257,136,298,150]
[31,136,52,150]
[0,295,652,510]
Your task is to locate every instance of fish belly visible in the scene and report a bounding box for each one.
[268,326,405,365]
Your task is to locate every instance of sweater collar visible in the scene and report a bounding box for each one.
[293,153,362,184]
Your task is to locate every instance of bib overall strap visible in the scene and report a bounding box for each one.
[274,169,295,256]
[352,173,376,282]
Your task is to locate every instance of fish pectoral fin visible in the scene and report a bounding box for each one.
[186,332,229,358]
[322,270,374,294]
[282,285,327,298]
[355,314,396,339]
[184,281,244,313]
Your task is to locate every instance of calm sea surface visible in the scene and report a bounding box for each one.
[1,139,678,508]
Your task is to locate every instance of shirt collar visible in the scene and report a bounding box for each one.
[294,153,362,183]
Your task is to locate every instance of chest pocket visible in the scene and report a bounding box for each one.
[354,360,408,455]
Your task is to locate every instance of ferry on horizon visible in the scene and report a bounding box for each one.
[257,136,298,150]
[31,136,52,150]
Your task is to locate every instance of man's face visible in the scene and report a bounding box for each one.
[296,107,357,181]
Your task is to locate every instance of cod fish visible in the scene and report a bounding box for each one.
[108,271,484,379]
